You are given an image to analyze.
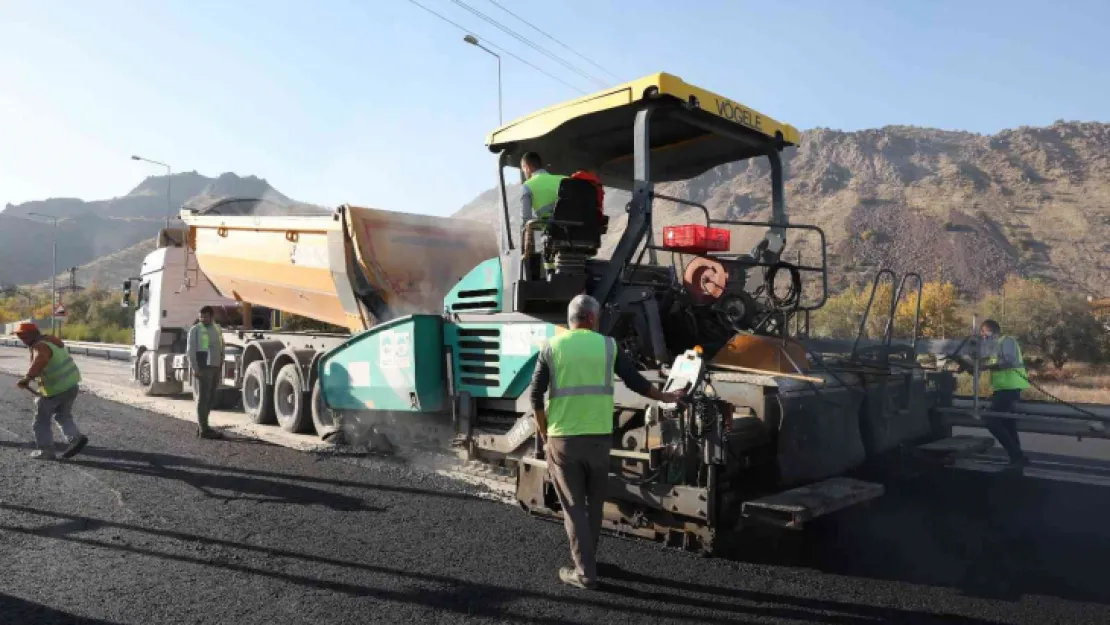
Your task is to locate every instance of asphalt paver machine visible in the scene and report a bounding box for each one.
[318,73,958,553]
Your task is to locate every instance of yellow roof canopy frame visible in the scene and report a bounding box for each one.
[486,72,801,187]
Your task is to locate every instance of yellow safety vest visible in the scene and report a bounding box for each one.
[524,173,566,221]
[36,341,81,397]
[987,335,1029,392]
[545,329,616,437]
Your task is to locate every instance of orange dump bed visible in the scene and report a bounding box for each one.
[179,205,497,333]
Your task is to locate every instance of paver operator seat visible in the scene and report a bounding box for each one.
[519,176,609,309]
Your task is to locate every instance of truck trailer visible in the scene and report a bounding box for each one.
[123,201,497,435]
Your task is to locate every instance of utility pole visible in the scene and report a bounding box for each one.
[28,212,59,334]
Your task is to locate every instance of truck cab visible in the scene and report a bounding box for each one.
[125,241,237,396]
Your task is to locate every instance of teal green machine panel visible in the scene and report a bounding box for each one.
[318,315,445,412]
[445,320,555,398]
[443,258,502,314]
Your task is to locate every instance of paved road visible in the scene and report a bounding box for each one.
[2,369,1110,622]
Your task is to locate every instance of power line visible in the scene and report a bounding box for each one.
[405,0,587,95]
[486,0,619,81]
[450,0,607,88]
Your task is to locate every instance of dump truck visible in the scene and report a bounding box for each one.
[123,201,497,434]
[311,72,1005,553]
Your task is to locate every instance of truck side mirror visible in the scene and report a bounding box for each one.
[121,280,131,309]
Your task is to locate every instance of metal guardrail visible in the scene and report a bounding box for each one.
[0,337,130,362]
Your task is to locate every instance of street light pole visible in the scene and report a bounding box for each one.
[463,35,502,125]
[131,155,173,228]
[28,212,58,335]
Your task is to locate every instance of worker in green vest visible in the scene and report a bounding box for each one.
[14,322,88,460]
[187,306,226,439]
[972,319,1031,470]
[520,151,567,275]
[520,151,567,226]
[529,294,688,589]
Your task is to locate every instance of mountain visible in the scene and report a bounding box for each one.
[453,121,1110,298]
[0,172,295,287]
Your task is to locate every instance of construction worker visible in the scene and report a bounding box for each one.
[14,322,88,460]
[520,151,567,227]
[973,319,1031,469]
[530,294,687,589]
[187,305,225,439]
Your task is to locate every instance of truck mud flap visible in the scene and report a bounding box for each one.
[741,477,884,530]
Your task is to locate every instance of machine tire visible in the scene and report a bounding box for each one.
[274,363,312,433]
[241,361,276,425]
[137,350,180,396]
[137,351,159,396]
[311,378,340,441]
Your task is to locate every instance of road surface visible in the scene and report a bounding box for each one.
[1,351,1110,623]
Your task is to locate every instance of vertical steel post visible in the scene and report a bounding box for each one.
[971,314,980,420]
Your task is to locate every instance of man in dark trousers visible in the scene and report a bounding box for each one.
[530,294,687,589]
[187,306,225,439]
[974,319,1031,469]
[14,322,88,460]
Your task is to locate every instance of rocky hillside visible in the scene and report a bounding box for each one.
[0,172,294,287]
[455,121,1110,298]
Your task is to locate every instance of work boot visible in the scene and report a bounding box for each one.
[198,428,225,440]
[1004,455,1031,472]
[558,567,597,590]
[61,435,89,459]
[30,449,56,460]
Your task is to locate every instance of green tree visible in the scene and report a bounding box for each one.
[895,280,965,339]
[979,277,1104,368]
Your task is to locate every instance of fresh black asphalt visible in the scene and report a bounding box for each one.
[2,373,1109,624]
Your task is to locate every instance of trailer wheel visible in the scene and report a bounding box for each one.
[274,363,312,433]
[242,361,276,425]
[311,378,340,441]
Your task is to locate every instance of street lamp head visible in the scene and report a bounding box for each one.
[463,34,479,45]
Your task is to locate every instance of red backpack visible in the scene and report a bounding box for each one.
[570,170,604,216]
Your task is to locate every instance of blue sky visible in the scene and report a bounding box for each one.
[2,0,1108,216]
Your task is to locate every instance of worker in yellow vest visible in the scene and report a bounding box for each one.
[530,294,687,589]
[975,319,1031,470]
[520,152,567,275]
[187,306,226,439]
[520,151,566,226]
[15,322,88,460]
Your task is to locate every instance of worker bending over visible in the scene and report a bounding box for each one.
[972,319,1031,470]
[530,294,687,589]
[14,322,88,460]
[187,306,225,439]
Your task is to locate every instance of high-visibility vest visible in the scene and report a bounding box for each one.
[545,329,616,437]
[193,323,224,367]
[195,323,223,350]
[987,335,1029,391]
[36,341,81,397]
[524,172,567,221]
